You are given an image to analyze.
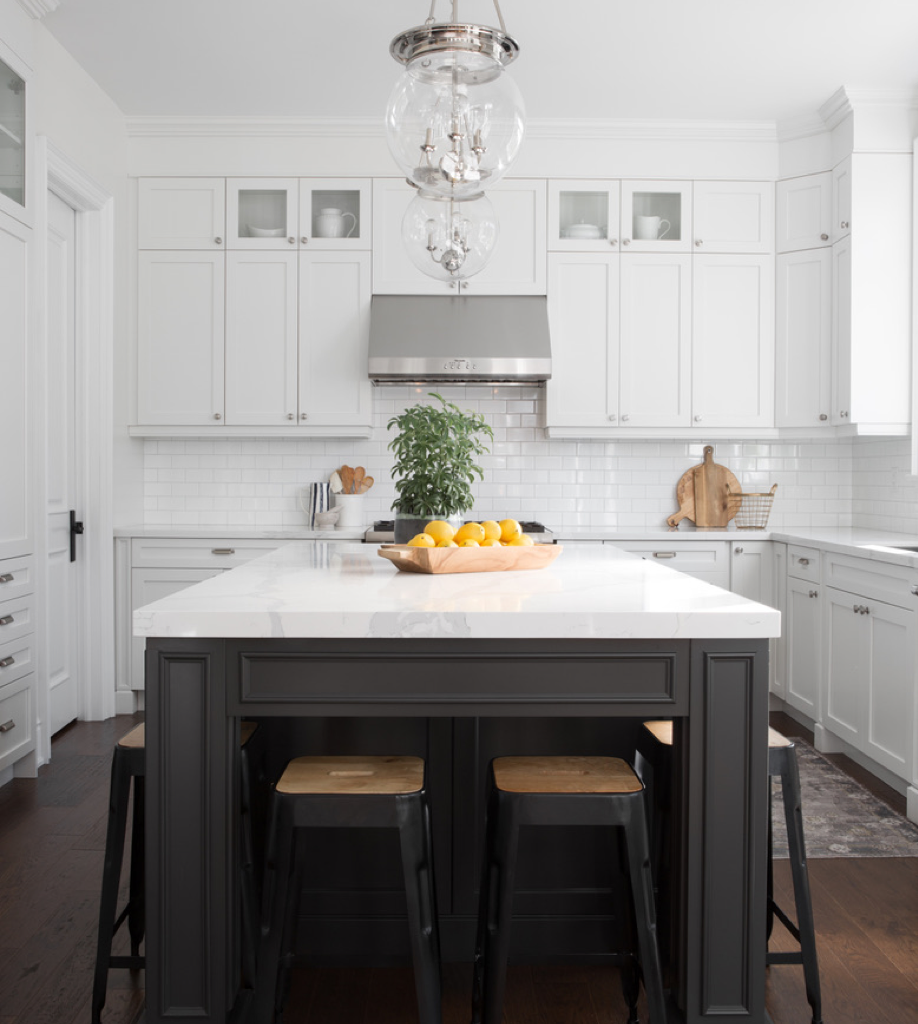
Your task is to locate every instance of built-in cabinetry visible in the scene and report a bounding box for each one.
[783,545,822,721]
[0,51,28,224]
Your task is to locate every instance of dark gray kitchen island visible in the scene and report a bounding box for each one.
[135,542,780,1024]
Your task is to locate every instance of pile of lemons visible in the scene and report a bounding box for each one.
[406,518,535,549]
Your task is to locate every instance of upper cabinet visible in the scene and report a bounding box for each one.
[832,157,852,242]
[621,180,693,252]
[776,173,832,252]
[138,178,227,249]
[692,181,774,254]
[0,52,29,225]
[226,178,299,250]
[299,179,372,250]
[548,180,621,252]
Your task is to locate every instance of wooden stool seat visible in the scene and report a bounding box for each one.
[493,755,643,794]
[642,720,792,749]
[114,720,258,750]
[276,755,424,795]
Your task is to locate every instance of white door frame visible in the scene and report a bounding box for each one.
[33,137,115,762]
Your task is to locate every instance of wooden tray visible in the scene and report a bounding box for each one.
[378,544,563,575]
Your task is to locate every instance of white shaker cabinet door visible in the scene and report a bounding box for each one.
[298,251,372,429]
[775,172,832,253]
[785,576,822,720]
[831,236,852,426]
[225,251,298,425]
[693,180,774,254]
[138,178,226,250]
[775,248,831,428]
[692,254,774,429]
[137,251,226,426]
[0,215,30,559]
[832,157,852,242]
[619,254,691,428]
[545,253,619,429]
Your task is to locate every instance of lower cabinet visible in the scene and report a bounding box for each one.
[0,553,36,776]
[609,540,729,588]
[784,576,822,720]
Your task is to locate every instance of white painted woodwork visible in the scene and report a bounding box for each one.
[692,254,774,428]
[730,539,778,697]
[0,674,33,772]
[862,598,915,779]
[832,157,852,241]
[831,235,852,426]
[824,587,864,744]
[775,172,832,252]
[138,177,226,249]
[785,576,822,719]
[370,179,441,295]
[609,541,729,588]
[298,251,372,428]
[775,248,832,428]
[137,250,225,425]
[0,45,30,228]
[692,180,774,254]
[620,180,693,253]
[300,178,372,250]
[619,254,692,428]
[545,253,619,429]
[547,179,621,251]
[771,543,788,700]
[226,177,299,250]
[0,213,30,559]
[225,251,298,425]
[44,191,79,735]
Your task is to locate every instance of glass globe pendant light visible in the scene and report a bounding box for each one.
[401,190,498,283]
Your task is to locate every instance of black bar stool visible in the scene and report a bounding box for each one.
[636,721,823,1024]
[92,721,261,1024]
[254,754,441,1024]
[471,755,667,1024]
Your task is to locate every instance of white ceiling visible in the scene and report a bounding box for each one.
[42,0,918,123]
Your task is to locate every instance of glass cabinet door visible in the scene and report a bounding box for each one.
[621,181,692,252]
[0,55,26,218]
[226,178,299,249]
[300,178,371,250]
[548,180,620,251]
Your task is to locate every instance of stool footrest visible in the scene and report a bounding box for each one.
[108,954,145,971]
[767,951,805,966]
[769,900,800,942]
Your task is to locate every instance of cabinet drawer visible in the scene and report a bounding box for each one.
[0,674,34,771]
[131,537,283,568]
[0,634,33,688]
[0,555,34,602]
[0,592,34,643]
[787,546,820,582]
[824,552,917,608]
[609,542,729,586]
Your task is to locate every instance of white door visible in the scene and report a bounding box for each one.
[693,181,774,254]
[45,191,80,735]
[785,577,821,720]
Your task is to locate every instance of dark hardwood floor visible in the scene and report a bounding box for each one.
[1,712,916,1023]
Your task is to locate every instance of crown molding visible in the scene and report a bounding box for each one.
[126,114,778,143]
[17,0,60,18]
[775,112,829,143]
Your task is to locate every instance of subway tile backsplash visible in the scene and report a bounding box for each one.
[140,387,889,531]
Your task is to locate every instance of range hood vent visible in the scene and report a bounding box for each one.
[368,294,551,386]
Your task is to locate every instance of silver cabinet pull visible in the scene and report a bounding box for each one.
[288,236,296,244]
[609,238,618,246]
[652,552,676,559]
[621,414,630,422]
[211,548,236,556]
[734,547,743,554]
[853,604,870,615]
[300,236,309,244]
[214,236,223,245]
[820,233,829,241]
[695,239,703,246]
[622,238,631,245]
[797,557,810,566]
[819,413,828,421]
[608,414,617,422]
[0,720,14,733]
[841,221,849,229]
[0,574,13,583]
[300,412,308,420]
[808,590,818,598]
[287,413,294,420]
[213,412,222,420]
[911,585,918,596]
[0,616,13,626]
[0,657,14,668]
[694,415,702,422]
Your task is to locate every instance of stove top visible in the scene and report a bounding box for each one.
[364,520,555,544]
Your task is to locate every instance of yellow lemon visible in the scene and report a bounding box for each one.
[454,522,486,544]
[407,533,436,547]
[424,520,456,544]
[458,539,481,547]
[499,518,522,542]
[437,539,459,547]
[481,520,502,542]
[507,533,534,546]
[482,538,502,547]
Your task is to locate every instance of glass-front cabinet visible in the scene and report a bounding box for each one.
[0,54,27,222]
[300,178,371,250]
[227,178,299,249]
[621,180,692,252]
[548,180,620,251]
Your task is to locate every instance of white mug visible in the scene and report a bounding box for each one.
[315,208,357,239]
[634,215,671,240]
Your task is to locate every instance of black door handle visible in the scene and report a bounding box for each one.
[70,510,84,562]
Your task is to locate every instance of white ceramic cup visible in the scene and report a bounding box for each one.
[333,492,366,528]
[634,215,671,240]
[315,208,357,239]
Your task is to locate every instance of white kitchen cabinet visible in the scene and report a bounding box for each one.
[0,213,30,560]
[830,235,852,426]
[692,254,774,429]
[771,543,788,701]
[226,178,299,250]
[300,178,372,250]
[832,157,852,242]
[138,178,226,250]
[225,251,298,425]
[0,51,29,225]
[545,253,619,429]
[775,172,832,252]
[547,180,621,251]
[298,251,373,429]
[137,250,226,426]
[785,575,822,720]
[610,541,729,588]
[775,248,832,428]
[372,177,546,294]
[619,255,692,428]
[731,539,779,697]
[692,181,774,254]
[621,180,692,253]
[0,673,34,773]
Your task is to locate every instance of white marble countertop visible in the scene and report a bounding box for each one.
[134,541,780,641]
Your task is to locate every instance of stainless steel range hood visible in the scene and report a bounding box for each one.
[368,294,551,385]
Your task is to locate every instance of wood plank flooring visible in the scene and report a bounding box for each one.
[1,713,916,1023]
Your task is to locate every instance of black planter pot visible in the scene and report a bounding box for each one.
[393,514,463,544]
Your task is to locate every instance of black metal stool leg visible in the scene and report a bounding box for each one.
[471,782,498,1024]
[619,956,641,1024]
[255,794,296,1024]
[128,774,145,957]
[766,771,776,942]
[240,744,259,990]
[480,790,521,1024]
[397,789,442,1024]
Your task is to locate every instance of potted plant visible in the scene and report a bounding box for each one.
[387,392,494,542]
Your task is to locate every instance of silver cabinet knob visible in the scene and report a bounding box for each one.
[0,719,14,733]
[288,236,296,244]
[853,604,862,614]
[609,238,618,246]
[910,585,918,596]
[695,239,703,247]
[621,414,630,422]
[300,236,309,244]
[214,237,222,245]
[734,546,743,554]
[622,238,631,246]
[300,412,308,420]
[798,557,810,566]
[820,233,829,241]
[841,220,849,229]
[0,656,15,668]
[608,414,617,422]
[213,412,222,420]
[840,410,849,418]
[287,413,294,420]
[809,590,818,599]
[819,413,828,421]
[694,415,702,422]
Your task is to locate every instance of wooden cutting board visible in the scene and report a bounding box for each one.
[666,446,740,529]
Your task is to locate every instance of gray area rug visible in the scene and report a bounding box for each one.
[772,739,918,858]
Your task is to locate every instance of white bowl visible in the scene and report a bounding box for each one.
[565,223,602,239]
[247,225,285,238]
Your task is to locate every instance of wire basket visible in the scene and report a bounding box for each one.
[726,484,777,530]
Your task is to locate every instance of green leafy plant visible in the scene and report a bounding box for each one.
[387,393,494,517]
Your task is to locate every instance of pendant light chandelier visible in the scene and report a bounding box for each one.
[386,0,524,282]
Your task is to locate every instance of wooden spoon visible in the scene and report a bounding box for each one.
[357,475,374,494]
[352,466,366,493]
[339,465,355,494]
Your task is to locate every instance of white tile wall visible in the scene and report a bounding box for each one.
[142,387,860,530]
[852,437,918,533]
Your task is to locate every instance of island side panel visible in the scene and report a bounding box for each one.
[682,639,769,1024]
[145,639,232,1024]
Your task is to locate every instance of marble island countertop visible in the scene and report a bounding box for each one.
[134,541,780,641]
